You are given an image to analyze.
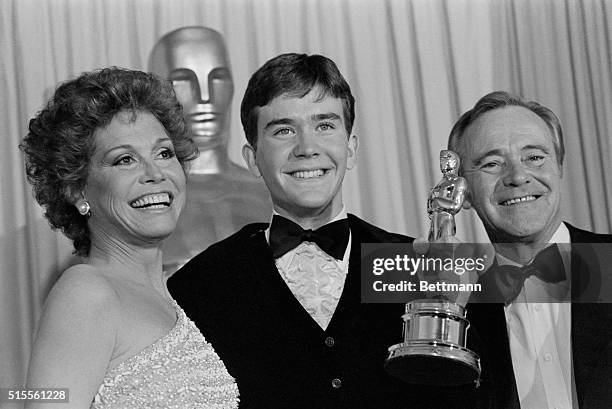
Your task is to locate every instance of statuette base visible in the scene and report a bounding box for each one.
[386,340,480,386]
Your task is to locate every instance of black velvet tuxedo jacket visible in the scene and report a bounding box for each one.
[168,214,461,409]
[466,223,612,409]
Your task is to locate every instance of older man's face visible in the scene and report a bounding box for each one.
[460,106,563,243]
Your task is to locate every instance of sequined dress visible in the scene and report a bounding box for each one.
[91,299,239,409]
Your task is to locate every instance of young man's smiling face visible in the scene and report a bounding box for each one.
[243,86,357,225]
[460,105,563,243]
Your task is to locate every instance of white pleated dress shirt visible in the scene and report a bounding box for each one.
[266,208,351,330]
[499,223,577,409]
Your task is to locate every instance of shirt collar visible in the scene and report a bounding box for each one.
[550,222,570,244]
[497,222,571,271]
[265,206,348,242]
[265,206,352,266]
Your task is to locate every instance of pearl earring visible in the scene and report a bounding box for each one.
[76,199,91,216]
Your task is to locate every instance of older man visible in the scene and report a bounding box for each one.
[448,91,612,408]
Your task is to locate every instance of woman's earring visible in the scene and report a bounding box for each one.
[76,199,91,216]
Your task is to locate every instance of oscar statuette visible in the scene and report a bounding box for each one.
[384,150,481,386]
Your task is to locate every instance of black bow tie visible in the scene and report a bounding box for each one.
[269,215,349,260]
[484,244,566,305]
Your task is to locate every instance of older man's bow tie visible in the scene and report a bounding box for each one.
[269,215,349,260]
[491,244,565,304]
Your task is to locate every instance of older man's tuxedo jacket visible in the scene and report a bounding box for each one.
[168,214,469,409]
[466,223,612,409]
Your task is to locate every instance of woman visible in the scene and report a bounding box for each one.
[21,67,239,408]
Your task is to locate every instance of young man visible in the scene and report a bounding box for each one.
[168,53,451,408]
[448,91,612,408]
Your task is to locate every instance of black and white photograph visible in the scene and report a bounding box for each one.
[1,0,611,408]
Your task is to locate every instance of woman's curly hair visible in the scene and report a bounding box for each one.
[20,67,198,257]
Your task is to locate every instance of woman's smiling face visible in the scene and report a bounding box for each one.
[84,110,186,247]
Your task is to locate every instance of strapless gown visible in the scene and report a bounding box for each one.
[91,299,239,408]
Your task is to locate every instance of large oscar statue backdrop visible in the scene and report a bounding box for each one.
[149,26,272,274]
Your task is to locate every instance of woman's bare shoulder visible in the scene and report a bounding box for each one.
[27,264,120,407]
[43,264,120,336]
[54,263,118,300]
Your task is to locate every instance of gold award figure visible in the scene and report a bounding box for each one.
[149,27,271,274]
[427,150,467,241]
[385,150,480,387]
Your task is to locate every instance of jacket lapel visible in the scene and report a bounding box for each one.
[468,300,520,409]
[319,215,364,331]
[567,223,612,407]
[243,226,324,332]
